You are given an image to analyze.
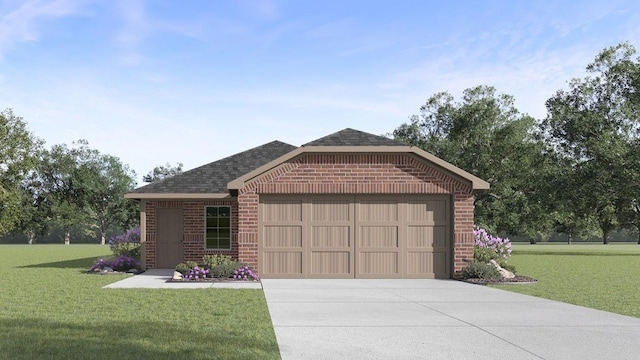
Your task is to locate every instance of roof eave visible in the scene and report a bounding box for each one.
[124,193,233,200]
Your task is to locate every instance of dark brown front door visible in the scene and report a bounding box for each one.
[156,208,184,268]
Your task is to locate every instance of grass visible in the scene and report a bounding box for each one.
[491,243,640,318]
[0,245,280,360]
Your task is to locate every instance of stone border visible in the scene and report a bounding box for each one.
[459,276,538,285]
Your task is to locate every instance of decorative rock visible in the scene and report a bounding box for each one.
[489,259,515,279]
[172,271,183,280]
[101,267,114,273]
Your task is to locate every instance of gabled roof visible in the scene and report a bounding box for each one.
[126,128,490,200]
[126,140,296,198]
[303,128,406,146]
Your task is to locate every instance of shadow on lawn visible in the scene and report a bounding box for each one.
[18,257,101,269]
[0,317,280,360]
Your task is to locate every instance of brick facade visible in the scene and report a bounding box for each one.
[236,153,475,274]
[142,152,476,275]
[143,199,238,269]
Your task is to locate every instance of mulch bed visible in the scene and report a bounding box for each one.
[459,275,538,285]
[166,279,259,283]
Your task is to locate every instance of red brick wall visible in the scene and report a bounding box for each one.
[143,199,238,269]
[236,153,476,275]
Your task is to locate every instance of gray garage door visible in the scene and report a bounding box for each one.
[258,195,450,279]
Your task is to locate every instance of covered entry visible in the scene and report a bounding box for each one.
[258,195,451,279]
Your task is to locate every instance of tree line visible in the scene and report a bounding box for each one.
[0,111,183,244]
[2,42,638,244]
[393,42,640,244]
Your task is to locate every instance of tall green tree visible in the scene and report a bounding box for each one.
[542,42,640,244]
[393,85,551,237]
[0,109,42,236]
[76,153,137,244]
[37,141,92,245]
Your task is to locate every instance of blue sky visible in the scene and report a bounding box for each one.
[1,0,639,184]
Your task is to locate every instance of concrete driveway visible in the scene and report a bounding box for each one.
[262,279,640,360]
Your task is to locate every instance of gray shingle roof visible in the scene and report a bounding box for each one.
[128,129,407,196]
[303,128,405,146]
[129,140,297,194]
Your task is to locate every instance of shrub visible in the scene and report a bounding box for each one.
[460,261,501,280]
[202,254,236,268]
[110,255,141,271]
[109,228,141,259]
[89,255,141,272]
[232,265,259,281]
[474,227,512,260]
[175,261,198,275]
[184,266,209,280]
[209,263,238,279]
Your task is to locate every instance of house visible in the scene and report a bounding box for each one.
[125,128,489,278]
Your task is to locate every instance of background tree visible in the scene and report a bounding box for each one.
[75,152,138,245]
[36,141,93,245]
[393,86,552,237]
[542,42,640,244]
[142,162,183,183]
[0,109,42,235]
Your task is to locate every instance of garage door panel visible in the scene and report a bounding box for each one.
[431,226,447,248]
[263,226,302,248]
[262,200,302,221]
[358,201,398,222]
[358,252,399,276]
[433,251,449,278]
[262,252,303,276]
[311,252,351,275]
[358,226,398,248]
[312,226,350,248]
[311,200,351,221]
[406,252,433,277]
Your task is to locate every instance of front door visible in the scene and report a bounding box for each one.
[156,208,184,268]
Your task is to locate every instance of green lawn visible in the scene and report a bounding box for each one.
[491,243,640,318]
[0,245,280,360]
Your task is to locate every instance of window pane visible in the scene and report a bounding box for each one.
[206,207,218,217]
[206,218,218,228]
[219,207,231,217]
[218,236,231,249]
[218,217,230,228]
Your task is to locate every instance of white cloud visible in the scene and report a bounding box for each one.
[0,0,85,59]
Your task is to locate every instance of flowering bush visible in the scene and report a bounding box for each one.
[233,265,259,281]
[474,227,512,261]
[89,255,141,272]
[183,266,210,280]
[174,256,259,281]
[111,255,141,271]
[108,228,141,259]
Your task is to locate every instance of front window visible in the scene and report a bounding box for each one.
[205,206,231,249]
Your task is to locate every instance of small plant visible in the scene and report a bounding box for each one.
[175,261,198,275]
[460,261,501,280]
[109,228,141,259]
[89,258,112,272]
[184,266,209,280]
[202,254,236,268]
[233,265,259,281]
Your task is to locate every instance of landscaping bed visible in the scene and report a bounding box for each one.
[460,275,538,285]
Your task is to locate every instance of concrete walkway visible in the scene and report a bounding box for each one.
[262,279,640,360]
[103,269,262,289]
